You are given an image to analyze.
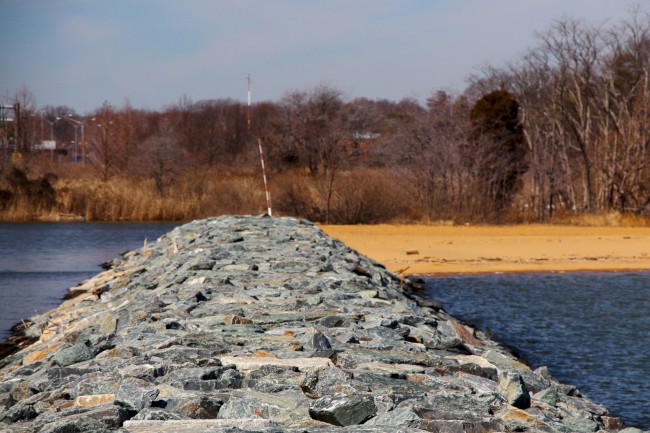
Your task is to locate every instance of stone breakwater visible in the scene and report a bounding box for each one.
[0,216,641,433]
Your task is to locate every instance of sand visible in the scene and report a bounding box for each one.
[319,224,650,276]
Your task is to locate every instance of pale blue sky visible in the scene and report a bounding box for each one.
[1,0,645,113]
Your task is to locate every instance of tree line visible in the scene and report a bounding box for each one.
[1,11,649,223]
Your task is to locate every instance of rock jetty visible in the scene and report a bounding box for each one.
[0,215,639,432]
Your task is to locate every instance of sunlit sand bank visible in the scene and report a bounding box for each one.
[320,224,650,275]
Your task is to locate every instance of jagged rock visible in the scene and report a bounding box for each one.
[601,415,623,430]
[9,380,33,402]
[218,390,308,423]
[563,414,600,433]
[1,403,38,423]
[304,329,332,351]
[497,371,531,409]
[38,403,129,432]
[242,365,304,393]
[301,366,354,398]
[52,340,94,367]
[153,395,224,419]
[534,386,559,406]
[494,406,551,431]
[309,393,377,426]
[115,380,160,412]
[365,407,422,427]
[131,407,186,420]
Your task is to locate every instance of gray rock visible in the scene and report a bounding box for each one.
[309,393,377,426]
[305,330,332,351]
[1,403,38,423]
[365,407,421,428]
[131,407,186,420]
[156,395,224,419]
[241,365,304,393]
[497,371,531,409]
[218,390,306,423]
[534,386,559,406]
[52,341,94,367]
[619,428,644,433]
[301,367,354,398]
[115,380,160,412]
[563,415,600,433]
[39,403,129,432]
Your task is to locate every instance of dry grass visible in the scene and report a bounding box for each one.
[550,211,650,227]
[3,162,650,226]
[50,173,268,221]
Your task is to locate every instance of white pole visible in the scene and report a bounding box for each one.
[247,74,272,216]
[258,138,272,217]
[246,74,252,129]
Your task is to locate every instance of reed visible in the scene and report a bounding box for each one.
[3,164,650,225]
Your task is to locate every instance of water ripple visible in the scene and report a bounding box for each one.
[424,271,650,429]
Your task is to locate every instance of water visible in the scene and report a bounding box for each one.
[0,222,179,340]
[424,272,650,429]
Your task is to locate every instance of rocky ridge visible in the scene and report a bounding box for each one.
[0,215,641,432]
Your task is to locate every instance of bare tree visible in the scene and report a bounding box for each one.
[138,117,187,197]
[88,103,118,181]
[273,84,368,222]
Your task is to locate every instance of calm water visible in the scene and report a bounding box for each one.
[424,272,650,429]
[0,222,179,340]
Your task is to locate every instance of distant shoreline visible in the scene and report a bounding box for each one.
[320,224,650,276]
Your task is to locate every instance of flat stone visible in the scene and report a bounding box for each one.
[223,315,253,325]
[74,393,115,407]
[219,355,333,372]
[309,393,377,426]
[218,390,306,422]
[495,406,550,430]
[22,344,61,365]
[123,418,276,432]
[365,407,422,428]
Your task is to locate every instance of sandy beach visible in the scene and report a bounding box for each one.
[320,224,650,275]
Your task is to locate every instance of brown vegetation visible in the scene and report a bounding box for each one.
[1,11,649,224]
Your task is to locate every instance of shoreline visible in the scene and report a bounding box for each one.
[320,224,650,276]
